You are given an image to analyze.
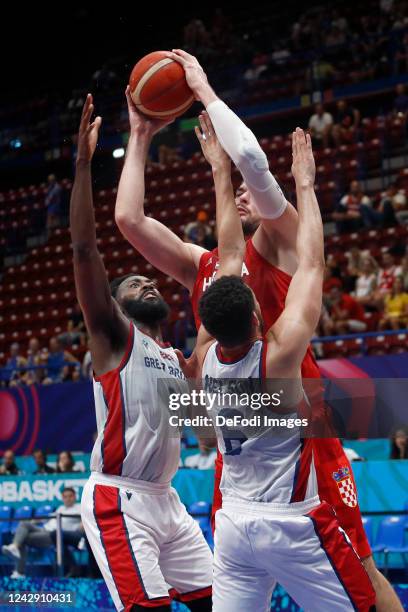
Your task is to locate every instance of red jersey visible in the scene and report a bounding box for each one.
[192,238,319,377]
[191,238,371,559]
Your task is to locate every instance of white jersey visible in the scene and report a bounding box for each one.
[202,340,317,505]
[91,322,187,483]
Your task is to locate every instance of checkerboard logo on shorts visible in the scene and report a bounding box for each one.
[332,466,357,508]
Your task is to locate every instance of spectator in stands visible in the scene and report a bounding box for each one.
[379,276,408,329]
[243,53,269,83]
[58,304,85,348]
[354,257,378,306]
[333,180,371,233]
[323,265,342,295]
[308,103,333,148]
[390,427,408,459]
[32,449,55,474]
[2,487,84,578]
[380,183,408,225]
[184,440,217,470]
[45,174,62,231]
[24,337,43,385]
[184,210,215,247]
[332,99,360,145]
[42,337,76,385]
[346,246,366,277]
[270,43,291,68]
[307,57,337,91]
[56,451,80,473]
[327,286,367,334]
[3,343,26,386]
[0,450,21,475]
[376,251,401,297]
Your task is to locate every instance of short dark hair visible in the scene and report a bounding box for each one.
[198,275,255,347]
[110,274,134,298]
[61,487,76,496]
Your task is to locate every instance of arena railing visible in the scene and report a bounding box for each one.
[311,328,408,355]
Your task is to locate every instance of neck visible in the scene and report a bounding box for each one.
[133,320,163,342]
[219,330,260,359]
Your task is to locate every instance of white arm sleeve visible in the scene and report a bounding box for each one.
[206,99,287,219]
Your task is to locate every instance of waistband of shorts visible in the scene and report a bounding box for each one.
[222,495,320,517]
[89,471,171,494]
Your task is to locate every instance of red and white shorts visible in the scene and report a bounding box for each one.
[81,472,212,611]
[213,497,375,612]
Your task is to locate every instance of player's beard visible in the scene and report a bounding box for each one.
[122,297,170,325]
[241,218,260,237]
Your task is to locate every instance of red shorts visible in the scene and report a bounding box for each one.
[211,438,372,560]
[313,437,372,559]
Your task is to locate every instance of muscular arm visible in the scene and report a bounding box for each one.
[266,129,324,375]
[70,96,129,375]
[194,112,245,363]
[166,50,299,274]
[115,89,205,292]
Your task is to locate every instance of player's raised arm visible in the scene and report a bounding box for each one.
[167,49,298,268]
[195,112,244,279]
[114,87,206,292]
[266,128,324,372]
[194,111,245,359]
[70,95,129,374]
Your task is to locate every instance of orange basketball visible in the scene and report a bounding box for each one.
[129,51,194,120]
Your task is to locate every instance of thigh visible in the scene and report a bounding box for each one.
[81,480,171,611]
[25,529,53,549]
[160,496,212,605]
[212,510,274,612]
[273,503,376,612]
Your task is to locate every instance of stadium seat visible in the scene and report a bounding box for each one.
[34,505,54,521]
[10,506,33,533]
[372,515,408,573]
[0,506,12,546]
[362,516,374,546]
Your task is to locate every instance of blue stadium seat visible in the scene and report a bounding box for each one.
[10,506,33,533]
[373,515,408,573]
[34,505,54,519]
[34,505,54,528]
[0,506,12,546]
[362,516,373,546]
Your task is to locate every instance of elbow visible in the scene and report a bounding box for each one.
[115,208,142,235]
[237,141,269,174]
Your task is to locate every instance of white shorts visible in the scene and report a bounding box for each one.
[213,498,375,612]
[81,472,212,611]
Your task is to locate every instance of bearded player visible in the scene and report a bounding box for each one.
[115,51,402,611]
[71,95,212,612]
[193,121,375,611]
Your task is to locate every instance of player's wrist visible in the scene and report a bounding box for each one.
[195,83,218,107]
[212,161,231,175]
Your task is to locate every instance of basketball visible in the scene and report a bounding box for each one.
[129,51,194,120]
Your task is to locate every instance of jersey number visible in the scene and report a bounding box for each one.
[218,408,248,456]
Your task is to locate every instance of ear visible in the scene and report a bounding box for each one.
[252,310,260,332]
